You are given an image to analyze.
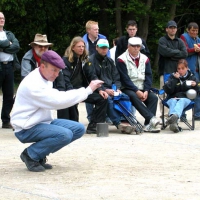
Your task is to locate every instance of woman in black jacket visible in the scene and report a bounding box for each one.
[54,36,108,134]
[163,59,199,132]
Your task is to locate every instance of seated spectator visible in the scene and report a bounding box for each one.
[115,20,150,61]
[54,36,108,134]
[89,38,135,134]
[21,33,53,79]
[116,37,160,133]
[163,59,199,133]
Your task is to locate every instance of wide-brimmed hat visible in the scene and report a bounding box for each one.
[29,33,53,47]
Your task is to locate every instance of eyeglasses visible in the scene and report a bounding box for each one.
[130,45,141,48]
[38,45,49,48]
[0,17,5,20]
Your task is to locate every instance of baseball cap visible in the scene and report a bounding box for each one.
[166,20,177,28]
[97,39,109,48]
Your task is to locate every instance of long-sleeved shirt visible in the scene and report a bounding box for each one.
[11,68,92,132]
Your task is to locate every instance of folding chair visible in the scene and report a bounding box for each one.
[112,93,144,134]
[151,74,195,131]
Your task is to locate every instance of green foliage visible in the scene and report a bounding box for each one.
[0,0,200,83]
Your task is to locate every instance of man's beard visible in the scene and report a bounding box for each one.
[35,49,44,57]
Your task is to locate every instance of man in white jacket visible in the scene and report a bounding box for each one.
[11,50,103,172]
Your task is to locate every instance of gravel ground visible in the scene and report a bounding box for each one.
[0,98,200,200]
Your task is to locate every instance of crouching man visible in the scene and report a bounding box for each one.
[11,50,104,172]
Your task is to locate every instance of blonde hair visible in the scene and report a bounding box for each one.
[64,36,88,63]
[86,20,98,32]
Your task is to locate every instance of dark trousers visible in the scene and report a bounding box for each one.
[57,92,108,123]
[122,89,158,125]
[57,105,79,121]
[0,62,14,124]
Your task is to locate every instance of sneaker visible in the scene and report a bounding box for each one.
[20,149,45,172]
[143,124,160,133]
[86,122,96,134]
[149,116,160,127]
[118,122,135,134]
[159,117,167,125]
[39,157,52,169]
[2,122,13,129]
[166,114,178,125]
[169,123,179,133]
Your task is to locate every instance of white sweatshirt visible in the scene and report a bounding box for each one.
[11,68,92,132]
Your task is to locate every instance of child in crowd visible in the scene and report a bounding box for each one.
[163,59,199,133]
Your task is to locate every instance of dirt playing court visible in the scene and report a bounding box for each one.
[0,98,200,200]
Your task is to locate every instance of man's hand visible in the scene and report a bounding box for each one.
[194,44,200,52]
[141,91,148,101]
[89,80,104,92]
[105,89,114,96]
[99,90,108,99]
[136,90,143,99]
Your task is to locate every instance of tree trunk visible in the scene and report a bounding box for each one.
[138,0,152,41]
[115,0,122,36]
[97,0,109,37]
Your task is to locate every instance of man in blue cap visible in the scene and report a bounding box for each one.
[11,50,104,172]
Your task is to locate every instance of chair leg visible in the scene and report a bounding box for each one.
[161,104,167,130]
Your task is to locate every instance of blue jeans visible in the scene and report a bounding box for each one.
[193,72,200,117]
[167,98,191,118]
[15,119,85,161]
[106,96,122,126]
[85,102,136,122]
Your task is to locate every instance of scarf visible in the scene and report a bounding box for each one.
[32,49,41,66]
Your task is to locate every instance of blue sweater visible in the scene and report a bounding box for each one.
[181,33,200,73]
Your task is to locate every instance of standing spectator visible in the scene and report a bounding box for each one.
[21,33,53,79]
[158,20,188,118]
[11,50,104,172]
[116,37,160,133]
[83,20,111,123]
[115,20,150,60]
[0,12,20,129]
[89,38,135,134]
[180,22,200,120]
[55,36,108,134]
[110,37,119,64]
[83,20,110,57]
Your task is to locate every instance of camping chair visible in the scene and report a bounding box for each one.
[112,92,144,134]
[151,74,195,131]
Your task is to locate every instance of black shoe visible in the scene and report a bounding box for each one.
[2,122,13,129]
[86,123,96,134]
[39,157,52,169]
[20,149,45,172]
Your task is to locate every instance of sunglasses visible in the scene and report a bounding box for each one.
[130,44,141,48]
